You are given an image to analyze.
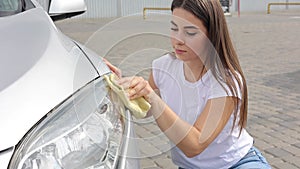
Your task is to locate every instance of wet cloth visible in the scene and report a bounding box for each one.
[104,73,151,119]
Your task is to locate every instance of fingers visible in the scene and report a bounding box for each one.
[117,76,134,89]
[129,78,149,99]
[103,58,122,78]
[117,76,153,100]
[103,58,154,101]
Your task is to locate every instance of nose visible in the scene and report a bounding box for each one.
[171,32,185,45]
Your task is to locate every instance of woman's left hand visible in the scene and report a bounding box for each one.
[103,58,122,78]
[117,76,154,100]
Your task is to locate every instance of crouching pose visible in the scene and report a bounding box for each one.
[108,0,272,168]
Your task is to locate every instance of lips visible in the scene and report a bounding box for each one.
[175,49,186,54]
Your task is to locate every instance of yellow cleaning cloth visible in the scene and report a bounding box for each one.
[104,74,151,119]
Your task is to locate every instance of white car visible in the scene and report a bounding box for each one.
[0,0,139,168]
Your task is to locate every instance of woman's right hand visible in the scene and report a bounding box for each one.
[117,76,154,101]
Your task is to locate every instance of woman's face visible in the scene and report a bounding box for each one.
[170,8,208,63]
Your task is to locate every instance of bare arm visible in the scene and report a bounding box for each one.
[118,74,236,158]
[145,72,160,117]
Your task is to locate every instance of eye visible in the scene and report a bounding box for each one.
[185,31,197,36]
[170,27,178,31]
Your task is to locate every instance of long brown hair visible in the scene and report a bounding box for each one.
[171,0,248,134]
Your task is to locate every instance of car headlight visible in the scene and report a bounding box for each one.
[8,76,125,169]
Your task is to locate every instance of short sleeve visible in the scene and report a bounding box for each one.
[151,53,175,89]
[207,73,242,100]
[152,57,161,89]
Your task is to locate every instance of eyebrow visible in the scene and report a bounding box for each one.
[170,20,198,30]
[170,20,177,26]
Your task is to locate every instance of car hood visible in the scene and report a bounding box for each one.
[0,8,104,150]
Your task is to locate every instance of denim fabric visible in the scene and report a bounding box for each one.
[229,147,272,169]
[178,147,271,169]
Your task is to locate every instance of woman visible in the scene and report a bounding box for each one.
[108,0,271,168]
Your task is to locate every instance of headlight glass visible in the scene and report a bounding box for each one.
[9,76,125,169]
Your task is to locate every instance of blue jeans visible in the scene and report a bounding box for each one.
[229,146,271,169]
[178,147,271,169]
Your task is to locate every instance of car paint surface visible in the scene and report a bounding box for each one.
[0,1,141,168]
[0,148,13,168]
[0,8,102,151]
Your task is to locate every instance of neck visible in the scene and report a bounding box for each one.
[183,60,207,82]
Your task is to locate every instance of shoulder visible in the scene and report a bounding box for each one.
[152,53,180,88]
[206,70,242,99]
[152,52,181,77]
[153,52,177,67]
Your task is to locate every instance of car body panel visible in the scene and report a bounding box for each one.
[76,44,111,76]
[117,110,141,168]
[0,148,13,168]
[0,8,100,151]
[0,1,139,168]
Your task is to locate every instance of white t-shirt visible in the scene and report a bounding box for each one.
[152,54,253,169]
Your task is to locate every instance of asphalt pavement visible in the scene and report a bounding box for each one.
[55,10,300,169]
